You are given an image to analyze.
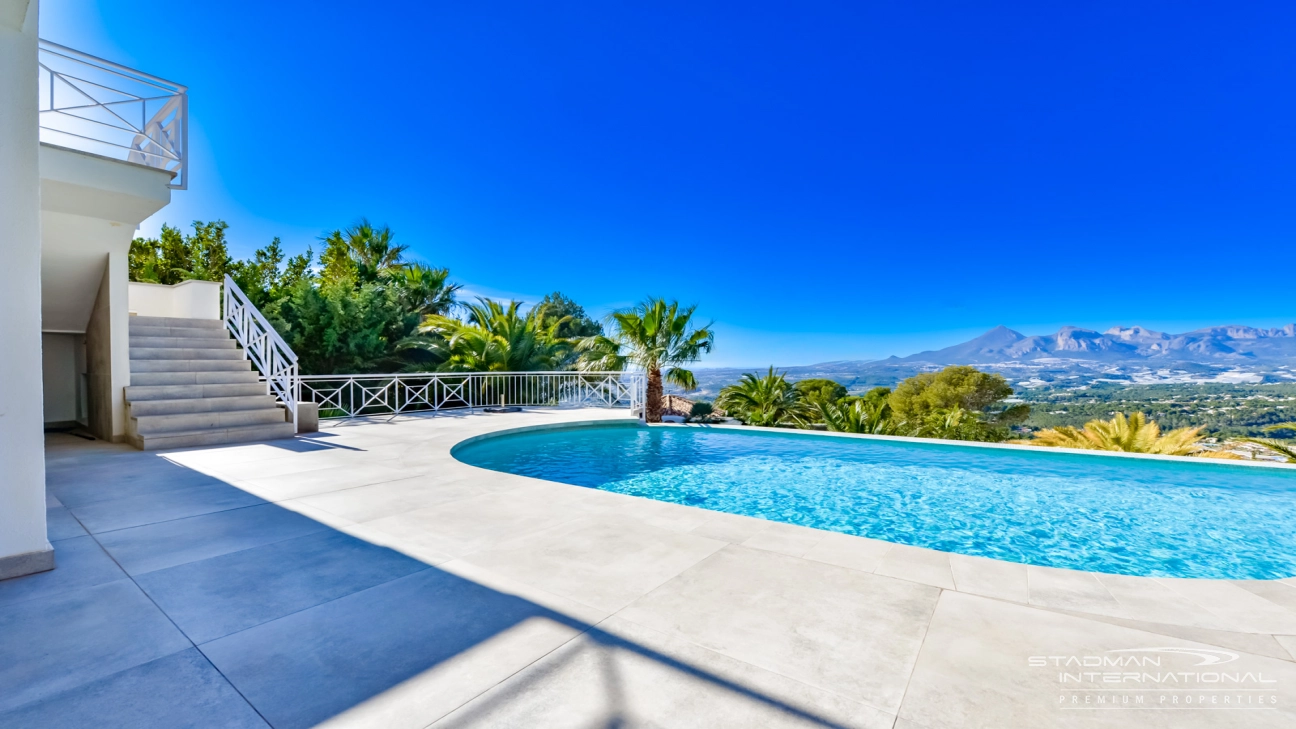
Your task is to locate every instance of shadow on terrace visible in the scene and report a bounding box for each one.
[0,428,855,728]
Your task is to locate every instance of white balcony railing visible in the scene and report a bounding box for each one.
[38,40,188,189]
[299,371,647,420]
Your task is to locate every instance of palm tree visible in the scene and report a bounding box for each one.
[581,298,714,423]
[385,263,460,317]
[1240,422,1296,463]
[716,367,809,427]
[418,298,571,372]
[321,218,408,283]
[818,397,897,435]
[1015,412,1204,455]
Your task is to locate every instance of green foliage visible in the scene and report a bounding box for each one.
[904,407,1005,441]
[384,264,459,318]
[716,367,809,427]
[536,291,603,339]
[818,397,897,434]
[888,365,1016,421]
[1018,383,1296,438]
[129,221,232,284]
[794,379,848,410]
[418,299,572,372]
[688,401,714,422]
[228,238,314,308]
[718,365,1022,442]
[320,218,408,284]
[265,279,418,375]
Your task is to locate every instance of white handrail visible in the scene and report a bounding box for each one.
[223,275,300,430]
[298,371,646,420]
[38,39,188,189]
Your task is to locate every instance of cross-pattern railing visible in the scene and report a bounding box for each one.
[299,371,646,420]
[38,39,188,189]
[224,276,300,429]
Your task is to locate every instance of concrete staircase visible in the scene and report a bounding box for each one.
[125,315,296,450]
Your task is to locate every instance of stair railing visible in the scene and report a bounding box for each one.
[223,275,300,431]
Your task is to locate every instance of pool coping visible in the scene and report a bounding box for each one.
[443,415,1296,638]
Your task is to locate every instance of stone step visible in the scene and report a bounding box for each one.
[129,371,261,386]
[129,325,232,339]
[125,383,268,401]
[131,406,287,435]
[127,395,279,417]
[130,359,254,373]
[130,422,297,451]
[129,315,224,330]
[130,336,238,350]
[131,347,244,361]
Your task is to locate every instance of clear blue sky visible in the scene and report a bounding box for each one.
[43,1,1295,367]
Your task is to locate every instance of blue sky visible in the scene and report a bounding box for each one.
[43,1,1296,367]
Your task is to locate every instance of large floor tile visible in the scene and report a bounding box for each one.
[137,529,430,643]
[97,503,330,575]
[1233,579,1296,614]
[618,545,940,713]
[45,505,87,541]
[234,464,425,502]
[431,615,892,729]
[201,568,585,729]
[874,543,956,589]
[295,474,486,523]
[949,554,1029,603]
[742,522,828,558]
[0,648,267,729]
[1156,578,1296,634]
[899,590,1296,728]
[0,580,190,712]
[0,536,125,608]
[70,481,266,534]
[1051,608,1294,661]
[47,459,224,508]
[1027,565,1122,613]
[688,512,773,544]
[461,515,725,612]
[357,487,597,560]
[1096,573,1227,628]
[801,532,893,573]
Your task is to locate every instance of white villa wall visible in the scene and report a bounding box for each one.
[0,0,53,578]
[42,332,82,424]
[129,279,222,320]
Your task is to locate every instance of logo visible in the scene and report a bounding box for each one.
[1027,646,1281,711]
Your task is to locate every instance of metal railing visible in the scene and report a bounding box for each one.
[299,371,647,420]
[38,39,188,189]
[224,276,300,429]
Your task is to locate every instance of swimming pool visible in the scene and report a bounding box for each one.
[453,423,1296,579]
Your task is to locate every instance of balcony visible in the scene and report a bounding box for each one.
[37,40,187,190]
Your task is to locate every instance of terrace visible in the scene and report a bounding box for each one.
[5,6,1296,728]
[6,408,1296,727]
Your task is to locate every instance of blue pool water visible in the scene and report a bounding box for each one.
[453,424,1296,579]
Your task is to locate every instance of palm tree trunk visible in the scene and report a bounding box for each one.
[646,367,664,423]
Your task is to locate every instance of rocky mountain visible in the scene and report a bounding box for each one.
[893,323,1296,365]
[685,323,1296,397]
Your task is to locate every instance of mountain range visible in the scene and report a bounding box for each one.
[686,323,1296,396]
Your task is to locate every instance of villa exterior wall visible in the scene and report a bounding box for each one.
[0,0,54,578]
[129,279,222,320]
[84,257,130,442]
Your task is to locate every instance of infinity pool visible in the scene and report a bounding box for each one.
[454,423,1296,579]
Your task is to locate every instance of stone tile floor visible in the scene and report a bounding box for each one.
[4,408,1296,727]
